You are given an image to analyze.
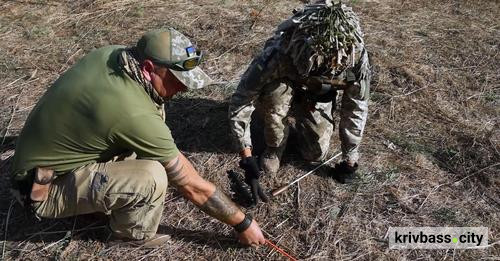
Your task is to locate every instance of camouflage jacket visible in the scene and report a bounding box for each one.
[229,4,370,162]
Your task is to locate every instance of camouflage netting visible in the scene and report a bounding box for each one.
[284,1,363,75]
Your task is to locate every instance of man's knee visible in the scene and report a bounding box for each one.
[141,161,168,195]
[301,149,328,162]
[298,125,332,162]
[300,141,330,162]
[106,160,167,240]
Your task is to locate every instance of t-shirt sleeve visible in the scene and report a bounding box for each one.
[109,114,179,163]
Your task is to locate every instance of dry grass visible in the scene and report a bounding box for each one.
[1,0,499,260]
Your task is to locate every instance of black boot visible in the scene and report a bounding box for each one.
[329,161,358,184]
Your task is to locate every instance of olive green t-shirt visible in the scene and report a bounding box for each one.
[11,45,179,182]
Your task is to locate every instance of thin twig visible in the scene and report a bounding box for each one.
[275,218,290,229]
[40,231,71,251]
[249,0,270,30]
[17,222,60,248]
[137,248,162,261]
[5,76,24,88]
[64,48,83,65]
[25,225,108,237]
[393,86,428,98]
[417,183,446,212]
[209,39,257,61]
[0,154,14,170]
[453,162,500,185]
[296,182,301,209]
[2,200,15,260]
[418,162,500,212]
[164,195,182,204]
[25,222,103,236]
[16,105,35,113]
[1,83,25,147]
[2,78,39,93]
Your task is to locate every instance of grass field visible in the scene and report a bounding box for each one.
[0,0,498,260]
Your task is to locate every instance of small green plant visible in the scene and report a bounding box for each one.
[431,207,457,223]
[24,25,52,39]
[483,92,498,103]
[384,167,400,182]
[389,135,434,155]
[132,4,145,17]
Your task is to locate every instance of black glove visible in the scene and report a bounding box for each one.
[304,76,330,92]
[302,76,338,103]
[330,161,359,184]
[239,157,269,204]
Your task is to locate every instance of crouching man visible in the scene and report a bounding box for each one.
[11,28,265,247]
[229,1,371,203]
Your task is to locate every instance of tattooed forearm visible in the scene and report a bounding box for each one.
[164,154,240,224]
[165,156,189,186]
[199,189,240,223]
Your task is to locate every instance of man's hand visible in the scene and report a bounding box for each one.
[239,157,269,204]
[164,153,266,245]
[237,220,266,246]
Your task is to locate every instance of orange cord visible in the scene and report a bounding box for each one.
[265,239,298,261]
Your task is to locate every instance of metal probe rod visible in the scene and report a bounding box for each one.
[272,152,342,197]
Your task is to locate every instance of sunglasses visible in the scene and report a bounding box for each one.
[155,46,203,71]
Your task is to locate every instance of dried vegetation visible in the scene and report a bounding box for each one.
[0,0,498,260]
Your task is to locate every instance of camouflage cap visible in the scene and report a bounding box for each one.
[136,28,213,89]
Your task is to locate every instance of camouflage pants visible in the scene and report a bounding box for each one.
[31,157,168,240]
[258,83,334,161]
